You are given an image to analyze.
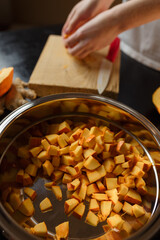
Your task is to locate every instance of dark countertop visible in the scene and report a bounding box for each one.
[0,25,160,239]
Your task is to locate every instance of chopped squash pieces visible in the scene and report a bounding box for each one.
[2,119,154,239]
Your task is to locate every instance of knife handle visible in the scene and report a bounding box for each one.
[106,37,120,63]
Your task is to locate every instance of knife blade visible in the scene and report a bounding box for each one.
[97,37,120,94]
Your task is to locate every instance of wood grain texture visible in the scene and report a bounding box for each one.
[29,35,120,97]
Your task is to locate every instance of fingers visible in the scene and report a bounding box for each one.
[67,39,93,59]
[62,7,77,36]
[63,30,81,48]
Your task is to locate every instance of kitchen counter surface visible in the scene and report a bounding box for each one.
[0,25,160,239]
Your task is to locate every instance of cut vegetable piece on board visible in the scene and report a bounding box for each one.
[0,67,14,97]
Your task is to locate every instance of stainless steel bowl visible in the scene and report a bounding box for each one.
[0,93,160,240]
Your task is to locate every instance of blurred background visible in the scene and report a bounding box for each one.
[0,0,80,30]
[0,0,121,31]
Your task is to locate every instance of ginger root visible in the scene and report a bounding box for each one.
[0,78,37,115]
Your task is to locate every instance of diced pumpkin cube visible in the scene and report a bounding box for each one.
[79,183,87,200]
[73,202,85,219]
[41,139,50,151]
[122,201,133,216]
[44,181,55,189]
[37,150,49,162]
[100,201,112,219]
[70,178,80,191]
[113,165,124,176]
[39,197,53,212]
[85,211,99,227]
[90,126,102,137]
[124,189,142,204]
[18,198,34,216]
[25,164,38,177]
[118,184,128,196]
[58,121,71,134]
[9,192,21,210]
[42,160,54,176]
[52,186,62,201]
[29,146,43,157]
[114,154,125,164]
[23,173,33,186]
[72,190,82,202]
[55,221,69,240]
[80,174,90,186]
[64,198,79,214]
[31,157,42,168]
[104,130,114,143]
[57,134,68,148]
[103,158,115,173]
[52,156,60,167]
[47,145,59,156]
[16,169,24,184]
[107,214,124,230]
[92,193,108,201]
[106,178,117,190]
[32,222,47,237]
[66,166,78,177]
[59,146,70,156]
[113,201,123,213]
[83,148,96,159]
[61,155,74,165]
[132,204,145,218]
[87,183,99,196]
[86,165,106,183]
[24,187,37,201]
[94,143,104,154]
[62,173,72,184]
[70,145,83,158]
[45,134,58,144]
[96,180,106,192]
[74,161,84,172]
[84,156,101,170]
[131,166,144,178]
[106,188,118,204]
[52,170,63,181]
[89,199,100,212]
[69,140,79,151]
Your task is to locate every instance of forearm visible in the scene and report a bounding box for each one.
[111,0,160,33]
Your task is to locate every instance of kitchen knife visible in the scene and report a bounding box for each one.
[97,37,120,94]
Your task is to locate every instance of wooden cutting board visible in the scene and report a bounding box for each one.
[29,35,120,98]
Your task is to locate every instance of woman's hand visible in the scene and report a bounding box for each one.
[63,10,120,59]
[62,0,114,37]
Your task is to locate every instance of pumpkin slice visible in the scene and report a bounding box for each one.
[0,67,14,97]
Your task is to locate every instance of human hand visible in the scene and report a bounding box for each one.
[63,10,120,59]
[62,0,114,37]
